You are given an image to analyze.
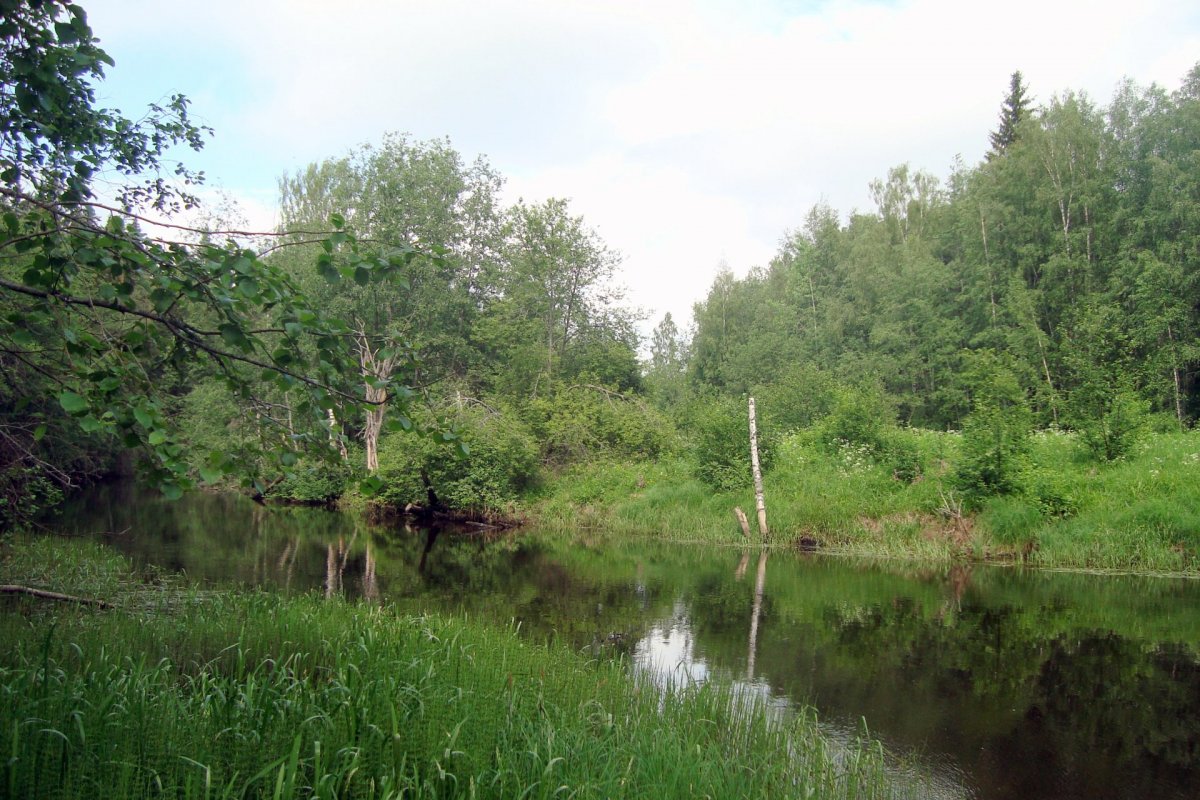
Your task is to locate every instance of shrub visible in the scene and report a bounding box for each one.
[376,404,539,513]
[270,458,353,503]
[755,364,840,433]
[689,395,774,492]
[1073,389,1149,463]
[524,382,675,465]
[954,351,1032,502]
[817,384,894,454]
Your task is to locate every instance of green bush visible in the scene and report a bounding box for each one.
[376,404,538,513]
[524,382,675,465]
[954,351,1032,502]
[802,386,924,482]
[880,429,923,483]
[1073,389,1149,463]
[269,458,353,503]
[755,364,840,433]
[817,384,894,453]
[1023,466,1082,518]
[689,396,774,492]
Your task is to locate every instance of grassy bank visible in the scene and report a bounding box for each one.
[530,429,1200,575]
[0,538,916,799]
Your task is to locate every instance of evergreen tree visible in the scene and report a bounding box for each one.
[988,71,1032,158]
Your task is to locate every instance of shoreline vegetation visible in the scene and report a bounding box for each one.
[0,537,921,799]
[323,426,1200,579]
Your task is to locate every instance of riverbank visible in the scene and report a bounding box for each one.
[0,537,916,799]
[528,429,1200,576]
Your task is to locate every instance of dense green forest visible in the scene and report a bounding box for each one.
[3,1,1200,568]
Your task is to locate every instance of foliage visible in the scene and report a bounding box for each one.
[0,0,430,505]
[688,395,773,492]
[269,458,354,504]
[1073,389,1149,463]
[524,382,674,466]
[954,351,1033,501]
[988,70,1032,157]
[375,402,538,513]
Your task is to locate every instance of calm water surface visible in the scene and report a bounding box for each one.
[48,483,1200,800]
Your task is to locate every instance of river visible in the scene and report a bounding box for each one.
[46,481,1200,800]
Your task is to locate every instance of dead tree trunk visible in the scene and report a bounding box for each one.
[748,397,768,539]
[733,507,751,538]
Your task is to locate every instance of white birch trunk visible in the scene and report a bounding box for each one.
[748,397,768,538]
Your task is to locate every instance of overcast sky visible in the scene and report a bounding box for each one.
[83,0,1200,336]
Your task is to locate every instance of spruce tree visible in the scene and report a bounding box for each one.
[988,71,1031,158]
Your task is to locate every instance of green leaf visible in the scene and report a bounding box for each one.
[33,424,47,442]
[58,391,88,414]
[219,323,251,351]
[160,482,184,501]
[359,475,384,496]
[280,451,298,467]
[199,465,223,484]
[148,430,168,445]
[134,407,154,428]
[79,415,103,433]
[329,213,345,229]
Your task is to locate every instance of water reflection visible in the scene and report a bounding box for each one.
[44,483,1200,800]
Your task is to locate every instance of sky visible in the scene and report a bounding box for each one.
[82,0,1200,337]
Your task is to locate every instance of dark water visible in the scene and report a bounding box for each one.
[46,482,1200,800]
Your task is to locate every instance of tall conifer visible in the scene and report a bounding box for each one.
[988,71,1031,158]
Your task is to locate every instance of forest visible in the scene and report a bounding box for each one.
[5,4,1200,799]
[2,1,1200,571]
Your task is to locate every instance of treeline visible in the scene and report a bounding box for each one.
[4,0,1199,527]
[178,134,673,513]
[679,68,1200,435]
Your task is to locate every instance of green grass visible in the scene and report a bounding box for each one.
[530,429,1200,575]
[0,538,918,799]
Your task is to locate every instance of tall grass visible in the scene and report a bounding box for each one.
[0,540,917,799]
[532,430,1200,575]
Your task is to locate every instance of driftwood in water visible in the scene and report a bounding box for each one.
[0,585,112,609]
[748,397,769,539]
[733,506,751,538]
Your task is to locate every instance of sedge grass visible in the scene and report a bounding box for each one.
[0,538,919,799]
[530,430,1200,575]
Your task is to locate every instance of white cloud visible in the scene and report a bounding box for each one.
[83,0,1200,337]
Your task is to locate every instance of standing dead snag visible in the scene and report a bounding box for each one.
[748,397,768,539]
[355,327,405,473]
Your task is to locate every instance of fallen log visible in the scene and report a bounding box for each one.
[0,585,112,609]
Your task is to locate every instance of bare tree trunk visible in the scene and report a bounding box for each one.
[355,327,402,473]
[733,507,751,538]
[327,409,348,460]
[748,397,769,539]
[1168,324,1184,426]
[745,549,768,679]
[0,585,112,608]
